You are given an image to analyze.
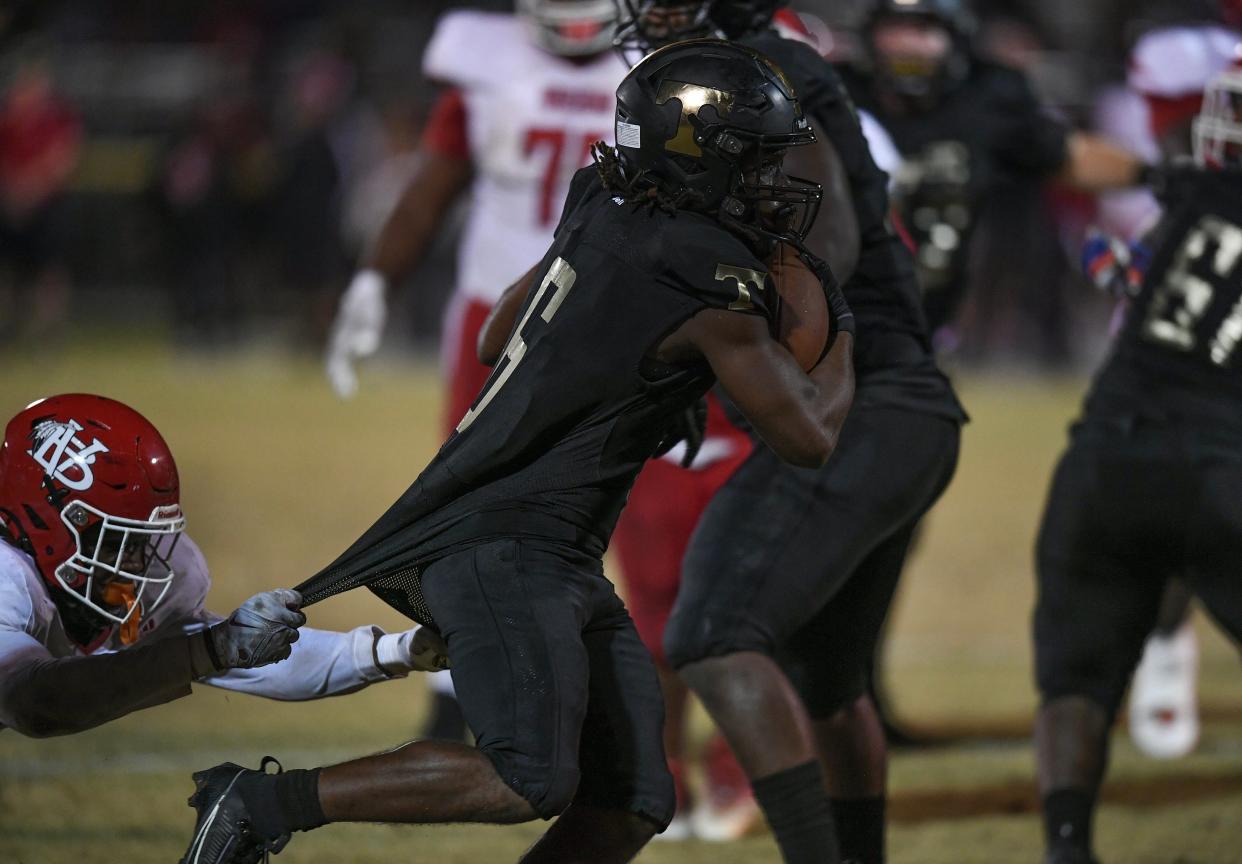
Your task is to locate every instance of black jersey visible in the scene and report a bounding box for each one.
[297,168,776,623]
[743,30,965,422]
[1085,167,1242,434]
[839,59,1070,330]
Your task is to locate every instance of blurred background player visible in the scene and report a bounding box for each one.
[323,0,623,744]
[1089,0,1242,760]
[843,0,1147,355]
[323,0,758,835]
[1034,65,1242,864]
[0,394,448,738]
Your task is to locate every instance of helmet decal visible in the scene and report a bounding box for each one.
[27,418,110,493]
[656,80,736,156]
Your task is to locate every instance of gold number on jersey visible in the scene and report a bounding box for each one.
[1143,216,1242,366]
[456,257,578,433]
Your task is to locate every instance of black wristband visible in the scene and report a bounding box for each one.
[202,625,225,672]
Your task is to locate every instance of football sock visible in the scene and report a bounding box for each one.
[239,768,327,839]
[1043,787,1095,854]
[831,795,886,864]
[752,761,841,864]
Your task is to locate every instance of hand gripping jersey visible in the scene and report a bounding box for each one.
[297,168,776,625]
[742,30,965,422]
[423,10,628,304]
[1086,166,1242,433]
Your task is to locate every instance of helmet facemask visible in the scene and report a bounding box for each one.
[615,0,716,60]
[708,127,823,251]
[519,0,618,57]
[1194,68,1242,170]
[55,499,185,643]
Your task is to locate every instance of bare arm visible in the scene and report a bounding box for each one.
[1056,132,1145,193]
[367,150,473,283]
[478,265,539,365]
[664,312,855,468]
[784,119,859,284]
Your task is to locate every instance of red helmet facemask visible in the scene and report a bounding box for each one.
[0,395,185,647]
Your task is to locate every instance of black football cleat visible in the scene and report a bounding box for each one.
[180,758,290,864]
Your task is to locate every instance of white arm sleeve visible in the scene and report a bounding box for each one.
[198,624,397,701]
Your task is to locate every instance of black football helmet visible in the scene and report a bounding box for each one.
[614,0,780,54]
[864,0,976,99]
[611,39,821,247]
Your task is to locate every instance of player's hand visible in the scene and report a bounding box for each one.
[798,248,855,338]
[653,397,708,468]
[376,626,450,674]
[206,589,306,671]
[1082,228,1150,298]
[326,270,388,399]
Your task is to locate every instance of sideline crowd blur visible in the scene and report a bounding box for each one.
[0,0,1226,367]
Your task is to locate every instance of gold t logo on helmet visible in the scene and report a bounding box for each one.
[656,80,735,157]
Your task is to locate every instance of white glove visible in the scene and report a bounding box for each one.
[205,589,306,671]
[376,626,450,674]
[326,270,388,399]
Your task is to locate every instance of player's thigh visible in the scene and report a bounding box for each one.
[667,407,959,666]
[420,539,594,817]
[1187,457,1242,648]
[1034,443,1167,715]
[779,523,917,718]
[574,587,676,829]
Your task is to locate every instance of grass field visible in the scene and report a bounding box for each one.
[1,343,1240,864]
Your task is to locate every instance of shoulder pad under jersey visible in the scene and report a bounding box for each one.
[659,214,776,320]
[423,11,526,88]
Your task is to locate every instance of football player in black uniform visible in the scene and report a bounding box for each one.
[842,0,1148,333]
[619,3,965,863]
[1034,68,1242,864]
[176,41,858,864]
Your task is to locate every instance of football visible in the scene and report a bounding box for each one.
[767,241,829,371]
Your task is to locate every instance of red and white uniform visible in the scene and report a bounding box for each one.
[421,10,626,431]
[1096,25,1242,239]
[0,534,403,729]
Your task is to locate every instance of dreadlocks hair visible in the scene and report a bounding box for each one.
[592,141,706,215]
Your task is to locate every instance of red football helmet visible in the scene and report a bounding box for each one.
[0,395,185,643]
[518,0,618,57]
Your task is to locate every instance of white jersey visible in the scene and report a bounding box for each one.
[424,10,627,304]
[1096,25,1242,239]
[0,535,402,729]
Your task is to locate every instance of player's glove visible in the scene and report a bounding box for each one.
[326,270,388,399]
[191,589,306,676]
[1082,228,1150,299]
[376,626,451,675]
[798,248,855,338]
[653,397,708,468]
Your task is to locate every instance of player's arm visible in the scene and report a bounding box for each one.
[1056,132,1146,192]
[196,621,448,701]
[670,312,854,468]
[783,119,859,284]
[0,591,303,738]
[478,264,540,365]
[326,89,474,398]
